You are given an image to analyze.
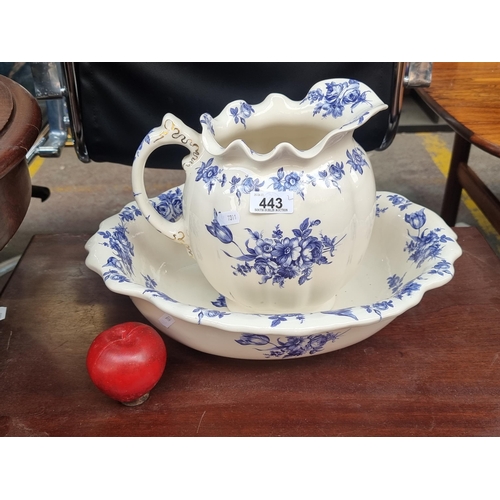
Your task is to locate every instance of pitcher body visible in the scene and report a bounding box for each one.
[132,78,387,314]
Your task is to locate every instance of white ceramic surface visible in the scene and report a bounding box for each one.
[85,187,462,361]
[131,79,388,314]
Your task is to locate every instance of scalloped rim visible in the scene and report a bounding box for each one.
[85,189,462,337]
[200,78,388,162]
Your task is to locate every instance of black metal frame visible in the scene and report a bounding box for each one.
[29,62,433,165]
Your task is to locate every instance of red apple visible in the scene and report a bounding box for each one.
[86,322,167,405]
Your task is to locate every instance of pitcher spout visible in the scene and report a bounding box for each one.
[199,78,388,162]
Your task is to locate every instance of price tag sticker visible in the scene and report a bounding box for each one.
[249,191,294,214]
[159,313,175,329]
[217,211,240,226]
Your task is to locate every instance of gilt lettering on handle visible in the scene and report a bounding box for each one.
[155,118,200,168]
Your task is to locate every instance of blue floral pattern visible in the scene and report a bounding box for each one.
[235,331,347,358]
[206,212,345,288]
[195,158,224,194]
[193,307,230,325]
[91,190,459,360]
[266,313,306,328]
[98,206,142,282]
[229,101,255,128]
[429,260,453,276]
[211,294,227,308]
[97,191,184,288]
[229,174,265,204]
[387,274,422,300]
[194,149,365,202]
[346,148,368,174]
[134,128,154,159]
[316,162,346,192]
[361,301,394,319]
[301,80,372,118]
[404,209,454,268]
[387,194,413,211]
[200,113,215,135]
[151,186,183,222]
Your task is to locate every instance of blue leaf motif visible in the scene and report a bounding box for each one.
[322,308,359,321]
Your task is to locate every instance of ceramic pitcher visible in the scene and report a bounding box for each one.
[131,78,388,314]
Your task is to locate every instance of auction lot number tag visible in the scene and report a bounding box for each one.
[249,191,294,214]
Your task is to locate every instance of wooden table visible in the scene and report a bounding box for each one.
[416,62,500,232]
[1,229,500,436]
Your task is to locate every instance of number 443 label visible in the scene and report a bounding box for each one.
[249,191,294,214]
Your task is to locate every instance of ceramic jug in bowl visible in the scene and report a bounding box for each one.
[132,78,388,314]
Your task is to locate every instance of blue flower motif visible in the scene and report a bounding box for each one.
[240,177,258,194]
[269,168,306,199]
[235,331,347,358]
[212,217,341,288]
[346,147,368,174]
[317,161,346,192]
[387,194,412,211]
[272,226,283,239]
[387,274,404,294]
[329,162,345,180]
[195,158,220,194]
[284,172,301,190]
[272,237,301,267]
[402,209,454,268]
[200,113,215,135]
[405,209,426,230]
[300,236,324,264]
[362,300,394,319]
[229,101,255,128]
[429,260,452,276]
[152,187,183,222]
[240,102,254,118]
[193,308,230,324]
[301,80,371,118]
[99,221,135,277]
[119,205,142,222]
[206,210,234,244]
[194,164,355,205]
[267,313,306,328]
[255,238,274,259]
[211,294,227,308]
[387,273,422,299]
[342,87,361,105]
[397,281,422,298]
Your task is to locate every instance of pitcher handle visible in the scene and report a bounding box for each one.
[131,113,202,247]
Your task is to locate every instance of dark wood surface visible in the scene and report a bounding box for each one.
[416,62,500,158]
[1,229,500,436]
